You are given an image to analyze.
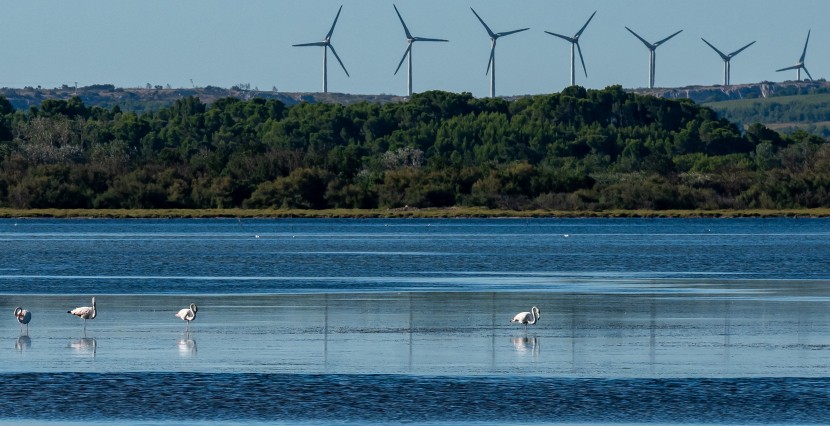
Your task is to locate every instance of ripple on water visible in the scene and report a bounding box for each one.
[2,373,829,423]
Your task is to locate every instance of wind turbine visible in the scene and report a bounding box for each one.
[776,30,813,81]
[471,8,529,98]
[544,11,596,87]
[292,5,349,93]
[625,27,683,89]
[701,38,756,86]
[393,4,448,97]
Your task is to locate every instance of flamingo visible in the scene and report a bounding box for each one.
[510,306,540,331]
[68,297,96,333]
[14,307,31,334]
[175,303,198,332]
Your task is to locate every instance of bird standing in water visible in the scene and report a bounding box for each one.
[14,307,31,334]
[176,303,198,332]
[68,297,97,333]
[511,306,540,331]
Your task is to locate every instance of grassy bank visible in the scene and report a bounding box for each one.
[1,208,830,219]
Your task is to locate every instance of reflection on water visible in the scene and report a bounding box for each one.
[511,336,538,357]
[177,335,197,357]
[15,336,31,353]
[69,337,97,357]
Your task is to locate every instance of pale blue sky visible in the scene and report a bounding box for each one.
[2,0,828,97]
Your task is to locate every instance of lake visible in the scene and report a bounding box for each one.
[2,218,830,424]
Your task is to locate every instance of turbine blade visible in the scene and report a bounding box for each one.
[394,44,411,75]
[470,8,496,38]
[326,5,343,40]
[293,42,327,47]
[776,64,801,72]
[575,11,597,38]
[393,4,413,40]
[413,37,449,42]
[625,27,653,49]
[328,44,349,77]
[544,31,575,43]
[655,29,683,47]
[496,28,530,38]
[701,38,728,60]
[729,40,756,58]
[803,66,813,81]
[800,30,811,63]
[577,42,588,78]
[486,44,495,75]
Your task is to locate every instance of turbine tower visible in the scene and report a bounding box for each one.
[471,8,529,98]
[701,38,756,86]
[544,11,597,87]
[625,27,683,89]
[292,5,349,93]
[393,4,448,97]
[776,30,813,81]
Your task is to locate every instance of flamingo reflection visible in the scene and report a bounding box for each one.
[16,335,31,352]
[69,337,97,357]
[511,336,539,356]
[177,333,197,357]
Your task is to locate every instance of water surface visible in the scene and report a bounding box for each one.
[2,218,830,424]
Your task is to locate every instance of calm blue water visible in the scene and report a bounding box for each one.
[2,218,830,424]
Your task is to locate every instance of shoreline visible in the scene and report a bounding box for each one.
[1,207,830,219]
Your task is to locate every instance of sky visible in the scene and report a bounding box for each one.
[2,0,828,98]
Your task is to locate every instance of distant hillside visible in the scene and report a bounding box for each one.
[632,80,830,104]
[4,80,829,112]
[702,93,830,137]
[0,85,404,112]
[3,81,830,137]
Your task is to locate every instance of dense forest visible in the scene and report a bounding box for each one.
[0,85,828,211]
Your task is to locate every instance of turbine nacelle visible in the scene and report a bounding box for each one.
[292,5,350,92]
[776,30,813,81]
[544,11,596,85]
[625,26,683,89]
[393,4,448,96]
[471,7,529,97]
[701,38,756,86]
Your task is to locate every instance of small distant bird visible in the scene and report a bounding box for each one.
[14,307,31,334]
[68,297,97,333]
[511,306,540,331]
[175,303,198,332]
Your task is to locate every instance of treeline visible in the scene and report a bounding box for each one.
[0,86,828,211]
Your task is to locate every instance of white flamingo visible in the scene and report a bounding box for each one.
[14,307,31,334]
[68,297,96,333]
[510,306,540,331]
[175,303,198,332]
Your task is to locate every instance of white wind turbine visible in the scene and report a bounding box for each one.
[544,11,596,87]
[625,27,683,89]
[776,30,813,81]
[471,8,529,98]
[393,4,448,97]
[701,38,756,86]
[293,5,349,93]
